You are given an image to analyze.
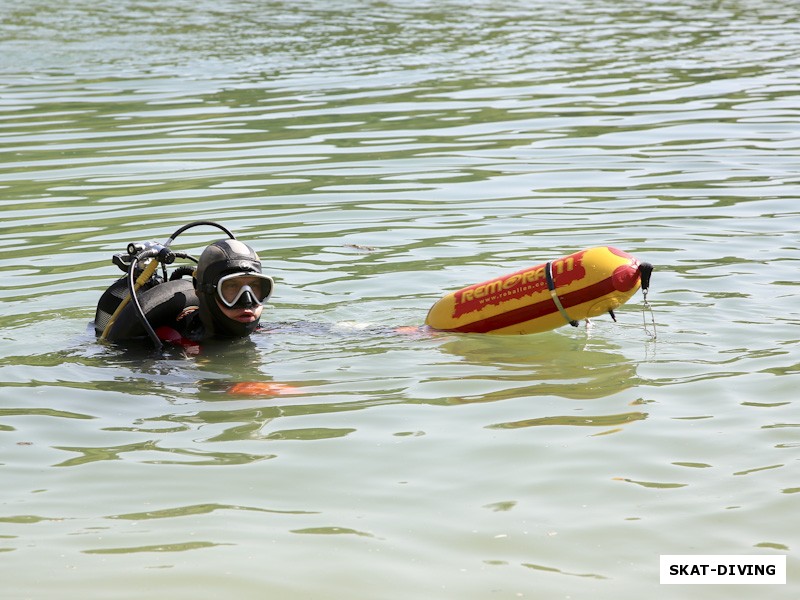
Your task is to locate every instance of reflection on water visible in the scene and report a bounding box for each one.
[52,440,275,468]
[435,332,642,402]
[82,541,229,555]
[291,526,375,537]
[522,561,607,580]
[488,411,648,430]
[1,0,799,597]
[108,503,318,520]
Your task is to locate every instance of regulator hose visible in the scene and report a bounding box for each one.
[126,245,175,350]
[166,221,236,247]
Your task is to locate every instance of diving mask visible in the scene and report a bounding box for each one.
[216,272,274,308]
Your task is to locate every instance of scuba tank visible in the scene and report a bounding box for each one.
[94,241,166,336]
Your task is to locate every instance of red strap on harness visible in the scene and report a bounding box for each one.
[155,326,200,355]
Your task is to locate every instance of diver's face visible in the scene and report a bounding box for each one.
[216,299,263,324]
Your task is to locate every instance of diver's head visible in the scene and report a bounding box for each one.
[194,239,274,338]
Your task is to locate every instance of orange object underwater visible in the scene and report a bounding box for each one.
[227,382,301,396]
[425,246,652,335]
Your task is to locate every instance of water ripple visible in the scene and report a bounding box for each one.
[2,1,799,598]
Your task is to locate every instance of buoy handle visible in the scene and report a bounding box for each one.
[638,262,654,292]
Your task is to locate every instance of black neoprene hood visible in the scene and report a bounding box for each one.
[194,239,264,337]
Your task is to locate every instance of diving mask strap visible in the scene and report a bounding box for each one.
[545,261,579,327]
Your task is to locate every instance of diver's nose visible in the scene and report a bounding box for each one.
[240,289,259,308]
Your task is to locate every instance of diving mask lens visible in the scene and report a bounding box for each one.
[216,273,274,308]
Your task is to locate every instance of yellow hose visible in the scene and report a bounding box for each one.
[100,258,160,340]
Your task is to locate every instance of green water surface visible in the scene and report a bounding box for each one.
[1,1,799,598]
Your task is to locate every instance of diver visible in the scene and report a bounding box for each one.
[95,222,274,353]
[190,239,272,337]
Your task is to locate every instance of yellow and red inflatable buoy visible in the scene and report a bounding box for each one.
[425,246,651,335]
